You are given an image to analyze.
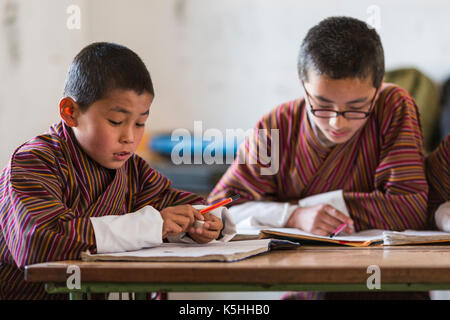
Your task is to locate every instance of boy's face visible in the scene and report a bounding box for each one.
[302,70,379,145]
[71,89,153,169]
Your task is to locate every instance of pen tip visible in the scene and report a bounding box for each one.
[230,194,240,201]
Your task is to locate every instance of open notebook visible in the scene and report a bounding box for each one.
[259,228,450,247]
[81,239,299,263]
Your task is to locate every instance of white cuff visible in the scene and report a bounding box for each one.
[435,201,450,232]
[298,190,349,216]
[229,201,298,229]
[90,206,163,254]
[166,204,236,243]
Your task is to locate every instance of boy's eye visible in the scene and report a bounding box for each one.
[108,120,122,126]
[136,123,145,127]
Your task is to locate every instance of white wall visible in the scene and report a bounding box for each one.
[86,0,450,136]
[0,0,88,167]
[1,0,450,167]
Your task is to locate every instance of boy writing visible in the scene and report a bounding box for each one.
[208,17,429,299]
[0,42,226,299]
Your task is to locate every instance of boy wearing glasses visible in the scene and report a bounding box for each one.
[209,16,428,238]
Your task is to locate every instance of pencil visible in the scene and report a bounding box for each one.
[200,194,240,214]
[329,223,347,238]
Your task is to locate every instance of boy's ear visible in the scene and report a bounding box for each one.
[59,97,81,127]
[298,76,306,88]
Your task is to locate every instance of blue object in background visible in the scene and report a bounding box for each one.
[149,133,242,159]
[148,133,242,193]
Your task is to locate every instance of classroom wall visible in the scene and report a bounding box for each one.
[1,0,450,168]
[86,0,450,136]
[0,0,88,167]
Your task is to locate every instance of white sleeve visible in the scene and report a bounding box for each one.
[228,190,348,233]
[90,205,163,254]
[435,201,450,232]
[298,190,349,216]
[166,205,237,243]
[228,201,298,229]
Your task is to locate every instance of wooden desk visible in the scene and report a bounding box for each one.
[24,245,450,299]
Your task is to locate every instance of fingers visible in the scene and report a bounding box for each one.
[306,205,355,236]
[309,228,329,237]
[161,205,203,237]
[161,205,226,242]
[203,213,222,230]
[189,228,220,243]
[168,214,193,231]
[322,205,355,233]
[191,214,222,233]
[193,209,205,221]
[162,220,183,238]
[319,211,344,229]
[189,213,223,243]
[323,205,354,228]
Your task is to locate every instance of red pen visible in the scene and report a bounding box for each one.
[329,223,347,238]
[200,194,240,215]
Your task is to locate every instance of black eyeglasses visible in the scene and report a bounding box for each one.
[302,84,378,120]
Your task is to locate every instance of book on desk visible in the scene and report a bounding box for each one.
[81,239,299,263]
[80,228,450,264]
[251,227,450,247]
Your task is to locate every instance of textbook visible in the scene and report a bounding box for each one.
[382,230,450,245]
[259,228,450,247]
[81,239,299,263]
[260,228,384,247]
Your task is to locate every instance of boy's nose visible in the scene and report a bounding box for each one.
[120,128,134,144]
[329,114,347,128]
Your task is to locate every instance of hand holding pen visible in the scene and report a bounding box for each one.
[189,195,240,243]
[286,204,354,237]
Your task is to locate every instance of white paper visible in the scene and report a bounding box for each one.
[383,229,450,245]
[82,239,274,262]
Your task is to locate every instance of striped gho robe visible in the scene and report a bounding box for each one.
[426,134,450,227]
[208,83,428,231]
[0,121,204,299]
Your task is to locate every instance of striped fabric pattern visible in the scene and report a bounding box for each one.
[426,134,450,226]
[208,83,428,231]
[0,121,204,299]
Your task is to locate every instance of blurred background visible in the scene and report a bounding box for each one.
[0,0,449,300]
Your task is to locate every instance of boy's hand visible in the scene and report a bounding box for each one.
[285,204,354,236]
[188,213,223,244]
[160,205,204,238]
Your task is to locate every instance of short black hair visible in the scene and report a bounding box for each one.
[298,16,385,89]
[63,42,154,111]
